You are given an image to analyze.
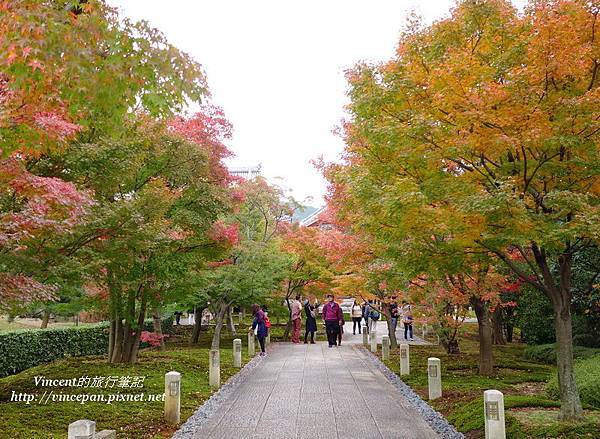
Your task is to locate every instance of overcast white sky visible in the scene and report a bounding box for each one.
[108,1,519,206]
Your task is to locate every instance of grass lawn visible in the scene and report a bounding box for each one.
[0,316,96,333]
[377,323,600,438]
[0,329,252,439]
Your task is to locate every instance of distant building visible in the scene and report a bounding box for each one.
[300,206,334,230]
[229,164,262,180]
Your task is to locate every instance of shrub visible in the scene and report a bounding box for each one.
[546,354,600,409]
[523,344,600,365]
[0,324,109,377]
[0,317,174,377]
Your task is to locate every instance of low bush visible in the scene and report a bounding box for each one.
[523,344,600,365]
[0,317,174,377]
[0,324,109,377]
[546,355,600,409]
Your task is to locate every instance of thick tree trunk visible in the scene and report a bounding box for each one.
[491,307,506,345]
[40,310,50,329]
[226,306,237,335]
[472,297,494,376]
[190,307,204,345]
[210,302,229,350]
[554,301,583,420]
[382,303,398,349]
[152,306,165,351]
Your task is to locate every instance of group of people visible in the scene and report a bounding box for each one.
[287,294,416,348]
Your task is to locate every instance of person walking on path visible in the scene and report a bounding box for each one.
[389,297,399,334]
[251,303,268,355]
[369,301,380,333]
[322,294,343,348]
[402,301,414,341]
[351,300,363,335]
[362,300,370,334]
[303,298,317,344]
[290,294,302,344]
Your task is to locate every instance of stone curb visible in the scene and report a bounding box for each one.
[360,347,465,439]
[171,346,270,439]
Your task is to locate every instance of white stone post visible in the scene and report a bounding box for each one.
[370,331,377,352]
[382,335,390,360]
[95,431,116,439]
[68,420,95,439]
[248,331,255,356]
[399,343,410,375]
[427,357,442,400]
[484,390,506,439]
[266,333,271,345]
[209,349,220,387]
[233,338,242,368]
[164,371,181,424]
[362,327,368,347]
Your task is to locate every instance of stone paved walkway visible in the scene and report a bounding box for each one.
[187,344,438,438]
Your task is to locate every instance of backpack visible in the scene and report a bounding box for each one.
[370,310,380,320]
[264,316,272,329]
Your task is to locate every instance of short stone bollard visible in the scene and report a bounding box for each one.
[95,431,117,439]
[399,343,410,375]
[233,338,242,368]
[68,420,95,439]
[266,333,271,345]
[362,326,368,346]
[427,357,442,400]
[209,349,220,387]
[164,371,181,424]
[370,331,377,352]
[484,390,506,439]
[248,331,255,356]
[382,335,390,360]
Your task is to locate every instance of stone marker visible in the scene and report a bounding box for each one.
[370,331,377,352]
[209,349,220,387]
[362,327,368,347]
[164,371,181,424]
[266,333,271,345]
[96,431,117,439]
[382,335,390,360]
[68,420,95,439]
[484,390,506,439]
[248,331,255,356]
[233,338,242,368]
[400,343,410,375]
[427,357,442,400]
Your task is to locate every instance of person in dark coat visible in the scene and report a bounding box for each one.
[251,303,268,355]
[303,299,317,344]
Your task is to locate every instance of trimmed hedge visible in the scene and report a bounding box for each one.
[523,343,600,365]
[0,324,109,378]
[0,317,174,377]
[546,354,600,409]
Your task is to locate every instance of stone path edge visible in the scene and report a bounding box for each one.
[172,347,268,439]
[360,347,465,439]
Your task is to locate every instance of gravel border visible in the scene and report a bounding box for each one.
[172,349,267,439]
[361,348,464,439]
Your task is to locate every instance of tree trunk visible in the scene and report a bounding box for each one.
[210,301,229,350]
[554,300,583,420]
[530,243,583,420]
[152,306,165,351]
[190,307,204,345]
[382,303,398,349]
[472,297,494,376]
[491,307,506,345]
[40,310,50,329]
[226,306,237,335]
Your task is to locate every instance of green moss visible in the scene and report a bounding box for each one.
[0,337,251,438]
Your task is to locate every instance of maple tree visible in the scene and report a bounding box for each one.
[323,0,600,419]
